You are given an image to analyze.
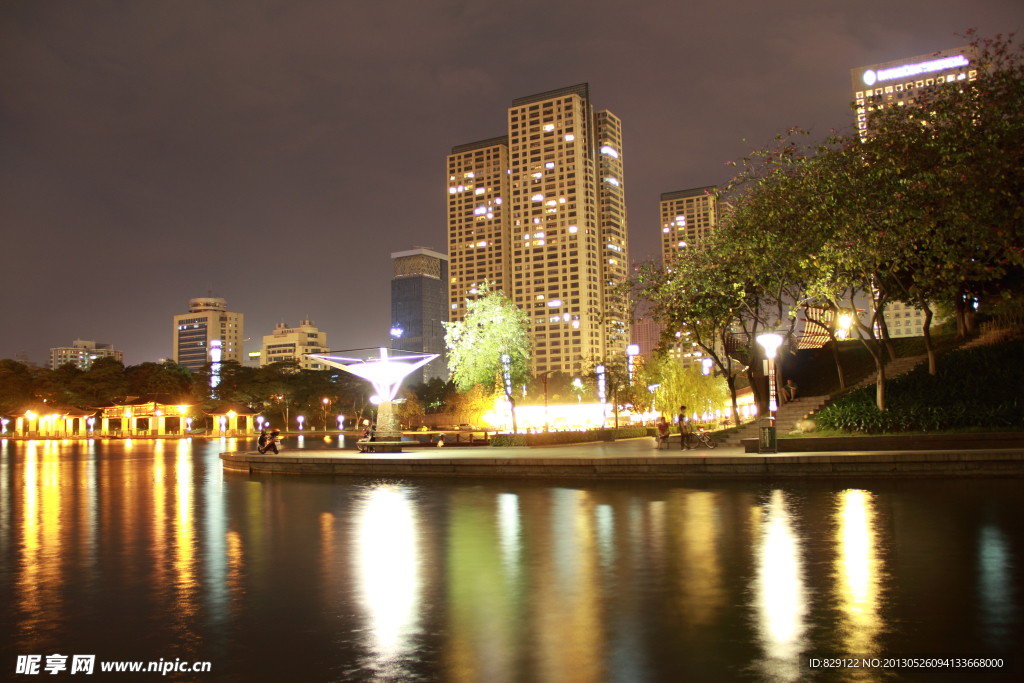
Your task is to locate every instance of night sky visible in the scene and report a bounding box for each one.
[2,1,1021,365]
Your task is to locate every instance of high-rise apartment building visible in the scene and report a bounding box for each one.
[447,83,630,375]
[261,320,328,370]
[660,186,719,263]
[49,340,123,370]
[391,247,449,385]
[172,297,244,372]
[851,46,977,137]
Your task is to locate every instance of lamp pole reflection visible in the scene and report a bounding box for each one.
[835,489,883,655]
[752,489,807,682]
[356,486,418,664]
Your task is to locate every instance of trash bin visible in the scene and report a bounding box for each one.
[758,418,777,454]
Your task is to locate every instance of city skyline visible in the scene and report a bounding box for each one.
[2,1,1021,364]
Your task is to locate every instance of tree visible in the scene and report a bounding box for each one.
[443,280,531,432]
[646,354,730,424]
[627,242,751,425]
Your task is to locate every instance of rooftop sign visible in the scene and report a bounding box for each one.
[862,54,969,86]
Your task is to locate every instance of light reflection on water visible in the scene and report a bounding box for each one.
[0,438,1021,682]
[752,490,807,681]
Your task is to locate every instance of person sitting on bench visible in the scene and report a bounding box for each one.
[782,379,798,403]
[656,416,671,449]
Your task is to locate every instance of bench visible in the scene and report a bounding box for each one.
[657,434,682,449]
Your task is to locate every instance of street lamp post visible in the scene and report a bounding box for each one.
[647,384,660,422]
[322,397,330,431]
[537,369,556,432]
[755,332,784,416]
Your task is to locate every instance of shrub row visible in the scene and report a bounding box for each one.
[815,339,1024,433]
[490,427,655,447]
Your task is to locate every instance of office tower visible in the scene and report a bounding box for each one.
[261,319,328,370]
[660,186,719,262]
[447,83,630,375]
[851,46,977,137]
[391,247,450,385]
[172,297,244,372]
[49,340,123,370]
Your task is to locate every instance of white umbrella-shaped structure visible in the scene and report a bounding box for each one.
[308,348,437,441]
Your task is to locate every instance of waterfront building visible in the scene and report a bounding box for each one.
[391,247,449,385]
[8,405,97,437]
[204,403,259,436]
[851,46,977,138]
[92,394,194,437]
[447,83,630,375]
[261,319,328,370]
[660,186,719,262]
[49,340,123,370]
[245,350,262,368]
[172,297,244,372]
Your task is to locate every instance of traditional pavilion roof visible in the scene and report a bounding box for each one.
[6,403,97,418]
[203,403,261,416]
[114,393,191,407]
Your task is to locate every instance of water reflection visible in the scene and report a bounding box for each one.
[357,486,418,662]
[174,441,197,622]
[835,489,883,655]
[752,489,807,682]
[497,493,520,581]
[978,525,1015,645]
[0,439,1020,682]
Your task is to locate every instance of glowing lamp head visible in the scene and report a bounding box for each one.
[296,416,304,423]
[26,411,36,421]
[369,395,382,405]
[176,405,187,415]
[322,397,329,405]
[702,358,714,375]
[756,333,784,359]
[626,344,640,356]
[390,327,403,339]
[227,411,235,419]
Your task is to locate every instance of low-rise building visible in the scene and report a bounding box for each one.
[49,340,123,370]
[261,319,328,370]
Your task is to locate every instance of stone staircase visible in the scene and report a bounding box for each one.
[719,395,830,447]
[850,353,928,390]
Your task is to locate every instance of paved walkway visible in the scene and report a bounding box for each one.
[222,437,1024,479]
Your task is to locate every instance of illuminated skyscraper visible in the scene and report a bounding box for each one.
[447,83,630,375]
[172,297,244,372]
[851,46,977,138]
[660,186,719,263]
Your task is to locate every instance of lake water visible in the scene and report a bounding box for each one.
[0,437,1021,681]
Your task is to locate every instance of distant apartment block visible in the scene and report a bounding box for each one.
[447,83,630,375]
[630,318,665,361]
[660,186,718,262]
[391,247,449,385]
[261,319,328,370]
[172,297,244,372]
[49,340,123,370]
